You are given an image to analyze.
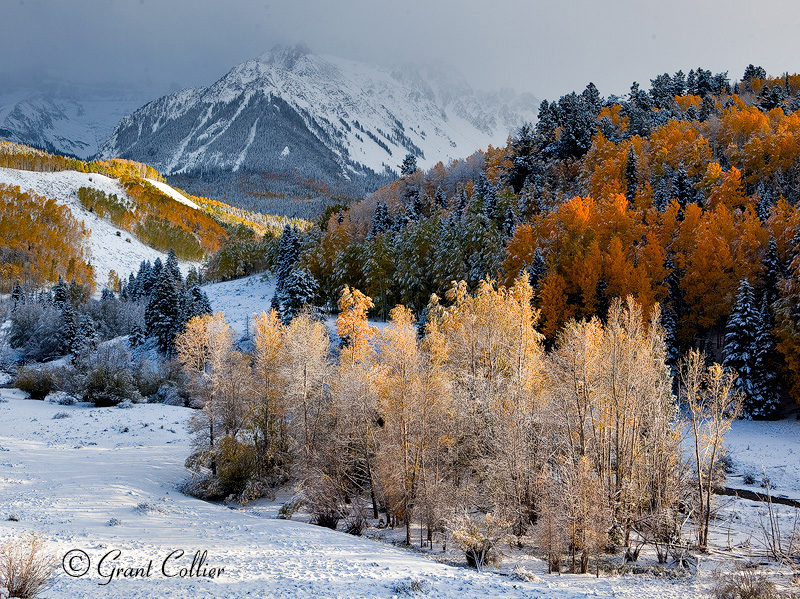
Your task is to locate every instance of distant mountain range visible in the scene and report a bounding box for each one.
[0,80,149,159]
[3,46,538,215]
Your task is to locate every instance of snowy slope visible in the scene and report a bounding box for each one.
[203,274,276,336]
[0,390,710,598]
[98,45,538,206]
[144,178,200,210]
[0,167,198,285]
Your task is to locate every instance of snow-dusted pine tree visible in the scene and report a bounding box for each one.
[723,279,768,417]
[277,267,319,324]
[145,266,181,355]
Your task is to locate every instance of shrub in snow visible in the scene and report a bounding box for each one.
[180,474,226,502]
[509,565,541,582]
[344,501,369,536]
[82,360,141,407]
[107,518,122,527]
[45,391,77,405]
[215,436,258,497]
[14,367,55,400]
[133,501,166,515]
[153,381,184,406]
[277,493,304,520]
[6,514,20,522]
[51,412,70,420]
[450,513,510,571]
[711,565,778,599]
[0,533,56,599]
[391,578,431,596]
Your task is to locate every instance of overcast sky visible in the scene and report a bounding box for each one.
[3,0,800,101]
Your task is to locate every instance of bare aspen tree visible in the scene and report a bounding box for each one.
[681,349,742,550]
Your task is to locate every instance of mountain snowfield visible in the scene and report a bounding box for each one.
[0,89,146,159]
[0,167,199,286]
[97,45,538,203]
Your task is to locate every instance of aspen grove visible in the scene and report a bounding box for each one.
[175,277,732,572]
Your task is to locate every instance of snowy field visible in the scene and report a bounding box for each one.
[0,167,199,285]
[3,385,799,597]
[0,389,717,599]
[203,274,276,336]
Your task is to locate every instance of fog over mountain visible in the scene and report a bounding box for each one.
[3,0,799,104]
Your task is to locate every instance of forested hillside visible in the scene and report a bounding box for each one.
[0,142,307,290]
[285,66,800,414]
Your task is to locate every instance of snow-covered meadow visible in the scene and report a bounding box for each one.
[0,389,722,599]
[1,371,799,598]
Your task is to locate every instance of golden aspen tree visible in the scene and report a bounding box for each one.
[250,310,290,484]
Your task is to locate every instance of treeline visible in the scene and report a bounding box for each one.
[291,65,800,414]
[0,141,164,181]
[8,250,211,363]
[177,280,731,571]
[8,251,212,407]
[0,184,94,293]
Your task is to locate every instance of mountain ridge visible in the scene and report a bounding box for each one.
[97,45,538,214]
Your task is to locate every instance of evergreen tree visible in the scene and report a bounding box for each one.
[183,286,213,323]
[625,145,638,202]
[278,267,319,324]
[754,296,781,417]
[661,305,680,380]
[145,266,181,355]
[165,249,183,287]
[505,122,538,193]
[129,324,146,349]
[516,178,540,222]
[527,248,547,290]
[186,266,200,289]
[672,70,687,96]
[370,202,392,238]
[11,282,24,311]
[73,314,98,355]
[761,236,781,306]
[723,279,763,417]
[455,188,468,221]
[53,278,69,313]
[400,154,418,176]
[150,258,163,292]
[434,186,448,209]
[58,301,79,356]
[271,225,300,311]
[673,166,693,209]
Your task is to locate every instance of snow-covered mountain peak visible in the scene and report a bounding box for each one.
[98,49,538,210]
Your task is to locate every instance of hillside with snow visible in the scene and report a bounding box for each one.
[97,44,538,212]
[0,167,198,285]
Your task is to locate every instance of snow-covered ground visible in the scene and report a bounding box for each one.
[0,168,199,286]
[725,418,800,499]
[203,274,391,339]
[0,389,716,598]
[144,179,200,210]
[203,274,276,336]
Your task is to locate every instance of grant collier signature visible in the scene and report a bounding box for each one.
[62,549,225,585]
